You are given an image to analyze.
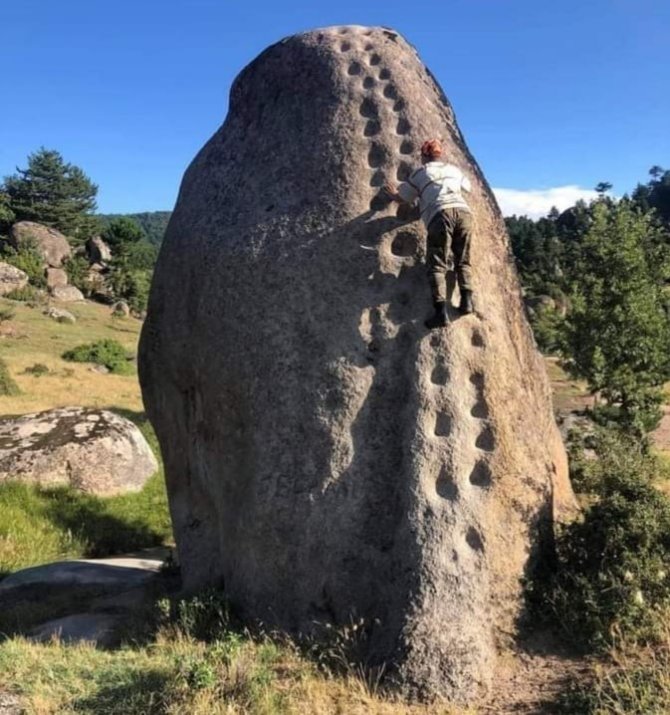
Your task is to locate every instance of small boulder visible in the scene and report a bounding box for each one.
[44,306,76,324]
[46,267,68,289]
[111,300,130,318]
[10,221,71,268]
[86,236,112,264]
[0,262,28,296]
[50,285,84,302]
[0,407,158,496]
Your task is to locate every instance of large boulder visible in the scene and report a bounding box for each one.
[50,285,84,302]
[46,267,68,289]
[0,262,28,296]
[0,408,158,496]
[86,236,112,264]
[139,25,575,703]
[9,221,71,268]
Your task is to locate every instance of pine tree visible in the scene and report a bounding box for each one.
[563,200,670,432]
[3,148,99,241]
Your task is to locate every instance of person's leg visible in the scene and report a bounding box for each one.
[451,209,474,314]
[425,212,450,328]
[426,212,449,303]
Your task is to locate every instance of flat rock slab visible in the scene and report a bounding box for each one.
[29,613,121,646]
[0,555,163,595]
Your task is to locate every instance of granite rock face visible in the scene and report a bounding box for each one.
[0,262,28,296]
[139,25,574,703]
[50,285,84,302]
[0,408,158,496]
[10,221,71,268]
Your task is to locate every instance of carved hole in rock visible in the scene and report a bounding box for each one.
[431,362,449,385]
[469,461,492,488]
[391,231,417,257]
[396,117,411,135]
[341,42,352,52]
[400,140,415,155]
[472,330,485,348]
[383,30,399,42]
[339,27,349,34]
[429,333,442,349]
[383,84,399,100]
[363,76,375,89]
[436,468,459,501]
[393,98,406,112]
[475,425,496,452]
[369,53,382,65]
[369,194,388,212]
[367,143,385,168]
[348,61,362,75]
[471,400,490,419]
[469,372,485,391]
[364,120,382,137]
[379,68,391,80]
[359,97,379,119]
[364,42,374,50]
[370,170,386,187]
[363,30,373,36]
[466,527,485,552]
[434,412,451,437]
[396,162,412,181]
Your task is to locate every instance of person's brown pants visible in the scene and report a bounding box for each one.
[426,208,473,303]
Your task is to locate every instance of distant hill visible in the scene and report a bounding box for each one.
[97,211,172,246]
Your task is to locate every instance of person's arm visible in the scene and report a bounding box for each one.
[384,181,418,204]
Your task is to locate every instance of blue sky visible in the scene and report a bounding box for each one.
[3,0,668,217]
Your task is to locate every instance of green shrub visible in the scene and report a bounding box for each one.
[4,284,45,304]
[62,339,134,375]
[64,254,92,297]
[530,305,565,354]
[0,306,15,323]
[529,429,670,652]
[1,240,46,288]
[557,649,670,714]
[0,357,20,396]
[23,363,49,377]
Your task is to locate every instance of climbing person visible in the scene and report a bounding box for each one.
[384,139,474,329]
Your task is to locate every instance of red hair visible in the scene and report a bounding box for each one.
[421,139,442,160]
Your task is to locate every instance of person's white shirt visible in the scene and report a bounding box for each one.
[397,161,472,227]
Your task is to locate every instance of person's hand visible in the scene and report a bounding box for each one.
[383,183,398,200]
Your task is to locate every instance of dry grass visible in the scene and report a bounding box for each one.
[544,357,592,413]
[0,297,143,415]
[0,633,467,715]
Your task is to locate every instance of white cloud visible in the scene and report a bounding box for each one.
[492,185,600,219]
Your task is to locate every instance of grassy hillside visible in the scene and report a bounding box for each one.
[0,298,143,415]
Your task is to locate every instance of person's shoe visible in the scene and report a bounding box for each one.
[425,301,448,329]
[458,289,475,315]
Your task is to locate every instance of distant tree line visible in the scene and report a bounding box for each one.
[0,148,169,312]
[507,167,670,434]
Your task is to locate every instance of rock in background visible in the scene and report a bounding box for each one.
[140,25,575,703]
[50,285,84,302]
[0,263,28,296]
[9,221,71,268]
[0,408,157,496]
